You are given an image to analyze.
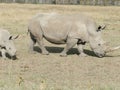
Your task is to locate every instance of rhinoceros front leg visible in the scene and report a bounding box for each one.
[37,39,49,55]
[60,38,78,57]
[77,44,87,57]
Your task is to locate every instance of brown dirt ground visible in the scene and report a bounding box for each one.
[0,4,120,90]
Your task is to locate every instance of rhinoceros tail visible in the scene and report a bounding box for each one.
[28,29,36,44]
[27,29,30,35]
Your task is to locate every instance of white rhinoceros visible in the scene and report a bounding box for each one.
[28,13,120,58]
[0,29,18,59]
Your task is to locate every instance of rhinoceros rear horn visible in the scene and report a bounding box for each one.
[105,45,120,53]
[97,25,106,32]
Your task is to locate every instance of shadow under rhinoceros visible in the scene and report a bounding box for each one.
[0,52,17,60]
[34,46,97,57]
[34,46,120,57]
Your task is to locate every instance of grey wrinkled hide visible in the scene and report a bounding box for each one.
[28,13,106,57]
[0,29,17,59]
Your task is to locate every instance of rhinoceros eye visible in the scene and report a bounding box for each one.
[98,44,101,46]
[3,41,6,43]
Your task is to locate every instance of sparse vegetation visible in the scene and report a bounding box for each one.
[0,4,120,90]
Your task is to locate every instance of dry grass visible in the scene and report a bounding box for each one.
[0,3,120,90]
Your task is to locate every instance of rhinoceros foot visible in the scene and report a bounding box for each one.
[29,51,37,54]
[79,53,87,57]
[41,51,49,55]
[60,53,67,57]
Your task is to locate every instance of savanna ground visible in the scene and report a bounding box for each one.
[0,4,120,90]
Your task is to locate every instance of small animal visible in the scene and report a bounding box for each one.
[0,29,18,59]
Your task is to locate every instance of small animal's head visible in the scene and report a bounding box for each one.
[4,35,19,59]
[89,25,106,58]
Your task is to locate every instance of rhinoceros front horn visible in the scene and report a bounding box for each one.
[105,45,120,53]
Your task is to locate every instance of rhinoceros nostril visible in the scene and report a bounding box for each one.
[98,53,105,58]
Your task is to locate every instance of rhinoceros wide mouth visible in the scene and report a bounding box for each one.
[11,55,17,60]
[95,52,105,58]
[98,54,105,58]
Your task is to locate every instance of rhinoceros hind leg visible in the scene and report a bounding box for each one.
[60,38,78,57]
[77,44,87,57]
[37,39,49,55]
[28,34,36,54]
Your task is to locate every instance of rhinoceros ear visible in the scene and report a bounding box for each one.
[13,35,19,39]
[97,25,106,32]
[98,26,102,30]
[101,25,106,30]
[9,35,19,40]
[9,36,12,40]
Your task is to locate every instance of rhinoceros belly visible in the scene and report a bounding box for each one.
[43,32,67,44]
[42,20,70,44]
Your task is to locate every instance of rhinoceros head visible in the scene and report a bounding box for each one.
[89,25,120,58]
[90,43,106,58]
[4,35,19,59]
[89,25,107,57]
[90,38,106,58]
